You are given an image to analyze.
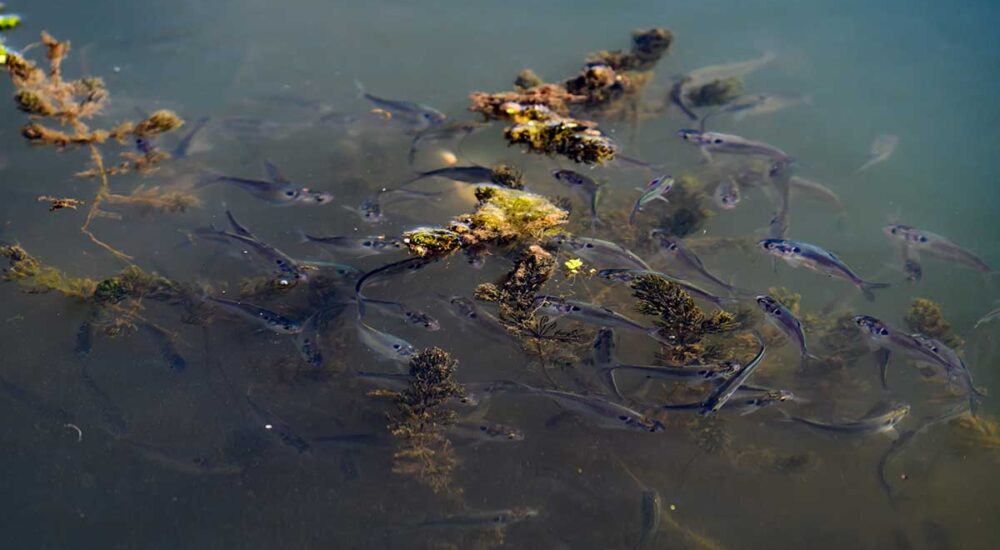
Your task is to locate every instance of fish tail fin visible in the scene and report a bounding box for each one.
[860,281,891,301]
[855,158,879,174]
[353,79,367,99]
[193,169,224,188]
[874,348,892,390]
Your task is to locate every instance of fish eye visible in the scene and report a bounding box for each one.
[585,243,594,248]
[479,425,488,432]
[792,247,801,253]
[284,190,296,197]
[392,344,401,350]
[890,227,898,234]
[918,236,928,243]
[879,328,889,336]
[713,138,724,144]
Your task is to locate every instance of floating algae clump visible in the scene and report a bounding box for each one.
[1,244,97,299]
[402,186,567,258]
[585,28,674,72]
[504,114,616,164]
[488,163,525,190]
[905,298,964,349]
[388,347,466,495]
[686,77,743,108]
[631,274,736,363]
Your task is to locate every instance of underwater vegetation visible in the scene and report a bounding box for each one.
[949,414,1000,459]
[652,174,713,238]
[403,186,568,258]
[2,32,189,261]
[469,28,673,164]
[630,274,736,363]
[685,77,743,108]
[905,297,964,349]
[385,347,466,496]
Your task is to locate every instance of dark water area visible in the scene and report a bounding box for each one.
[1,1,999,549]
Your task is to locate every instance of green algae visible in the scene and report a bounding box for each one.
[905,297,964,349]
[686,77,743,107]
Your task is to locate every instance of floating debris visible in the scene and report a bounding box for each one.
[36,195,83,211]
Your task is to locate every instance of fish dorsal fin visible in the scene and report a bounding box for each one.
[225,210,256,239]
[264,160,291,185]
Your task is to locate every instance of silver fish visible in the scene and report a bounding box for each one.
[700,92,806,129]
[766,160,793,239]
[684,52,776,89]
[607,361,739,385]
[294,310,329,368]
[857,133,898,173]
[403,165,495,187]
[121,440,242,475]
[348,187,443,224]
[884,224,992,275]
[195,211,311,282]
[438,295,509,338]
[876,400,970,500]
[759,239,890,300]
[911,334,984,414]
[551,235,651,270]
[678,129,792,164]
[197,161,333,206]
[552,169,603,228]
[789,176,844,213]
[755,295,813,366]
[651,232,734,292]
[636,489,662,549]
[592,328,624,401]
[207,296,303,334]
[300,234,402,257]
[355,257,437,316]
[245,396,312,454]
[597,268,734,306]
[408,120,488,164]
[975,307,1000,329]
[356,321,416,367]
[364,298,441,331]
[355,80,446,132]
[783,402,911,438]
[713,177,741,210]
[698,334,767,415]
[418,507,539,529]
[628,175,673,225]
[516,385,663,432]
[853,315,939,389]
[535,296,667,344]
[665,389,797,416]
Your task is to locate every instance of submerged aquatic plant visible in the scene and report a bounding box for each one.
[905,297,964,349]
[685,77,743,107]
[1,243,96,299]
[949,414,1000,459]
[630,274,735,363]
[402,186,568,258]
[387,347,466,496]
[2,31,189,261]
[652,174,713,238]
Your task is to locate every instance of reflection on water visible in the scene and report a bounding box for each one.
[1,1,999,548]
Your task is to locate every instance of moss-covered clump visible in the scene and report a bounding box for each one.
[387,347,466,495]
[1,244,97,299]
[686,77,743,107]
[402,187,567,258]
[767,286,801,315]
[489,164,524,190]
[585,28,674,72]
[905,298,964,349]
[505,116,617,165]
[630,274,736,363]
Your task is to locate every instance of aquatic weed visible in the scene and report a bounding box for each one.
[905,297,964,349]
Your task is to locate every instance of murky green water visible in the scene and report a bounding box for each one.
[1,1,998,549]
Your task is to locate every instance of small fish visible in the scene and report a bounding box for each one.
[766,160,793,239]
[703,93,807,127]
[402,165,495,187]
[197,161,333,206]
[910,334,984,414]
[789,176,844,213]
[140,323,187,372]
[755,295,813,367]
[551,235,651,270]
[0,374,74,426]
[418,507,539,529]
[355,80,446,132]
[697,334,767,415]
[355,257,437,317]
[975,307,1000,329]
[513,384,663,432]
[782,402,911,438]
[597,268,734,306]
[206,296,303,334]
[74,321,94,357]
[408,120,488,164]
[665,389,797,416]
[170,116,210,158]
[437,295,509,338]
[636,489,662,549]
[356,321,416,366]
[591,328,624,401]
[195,211,311,282]
[759,239,890,300]
[876,400,970,500]
[364,298,440,331]
[884,224,992,275]
[552,169,603,227]
[347,187,443,224]
[121,440,242,475]
[854,315,943,389]
[684,52,777,89]
[651,232,734,292]
[678,129,792,164]
[448,418,525,446]
[300,234,402,257]
[294,311,328,368]
[607,361,739,385]
[857,134,898,173]
[713,178,741,210]
[535,296,667,345]
[628,175,673,225]
[245,396,312,454]
[80,366,128,437]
